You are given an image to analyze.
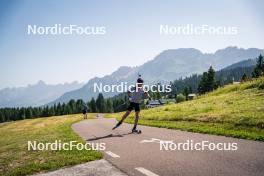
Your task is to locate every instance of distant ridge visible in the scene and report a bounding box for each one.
[0,81,84,107]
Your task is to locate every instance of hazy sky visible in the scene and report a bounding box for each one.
[0,0,263,89]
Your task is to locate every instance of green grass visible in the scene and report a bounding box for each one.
[105,77,264,141]
[0,114,102,176]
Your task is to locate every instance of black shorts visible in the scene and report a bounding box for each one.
[127,102,140,112]
[82,110,87,114]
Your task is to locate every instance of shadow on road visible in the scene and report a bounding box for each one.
[86,132,133,141]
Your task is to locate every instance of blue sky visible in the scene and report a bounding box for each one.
[0,0,263,88]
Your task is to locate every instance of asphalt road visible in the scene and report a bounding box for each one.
[72,115,264,176]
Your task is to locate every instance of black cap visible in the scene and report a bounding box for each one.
[137,77,144,83]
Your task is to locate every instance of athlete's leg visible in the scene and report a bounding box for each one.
[132,111,140,130]
[120,110,131,122]
[113,110,131,130]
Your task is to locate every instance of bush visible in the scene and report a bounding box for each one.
[258,81,264,90]
[176,93,186,103]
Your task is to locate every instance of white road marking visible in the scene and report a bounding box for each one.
[105,151,120,158]
[140,138,173,144]
[135,167,159,176]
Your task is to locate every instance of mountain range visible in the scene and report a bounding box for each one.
[0,46,262,107]
[0,81,84,107]
[48,46,264,105]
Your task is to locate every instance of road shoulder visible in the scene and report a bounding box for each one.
[33,159,127,176]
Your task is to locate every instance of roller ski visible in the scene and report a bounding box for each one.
[132,128,141,134]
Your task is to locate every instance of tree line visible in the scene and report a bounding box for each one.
[166,65,254,98]
[0,94,124,123]
[197,54,264,94]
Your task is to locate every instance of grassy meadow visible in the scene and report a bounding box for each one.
[0,114,102,176]
[105,77,264,141]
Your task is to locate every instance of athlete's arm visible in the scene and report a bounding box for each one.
[127,90,131,97]
[144,91,150,99]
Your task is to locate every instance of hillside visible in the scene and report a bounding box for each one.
[49,47,264,105]
[169,65,255,96]
[106,77,264,141]
[223,58,257,70]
